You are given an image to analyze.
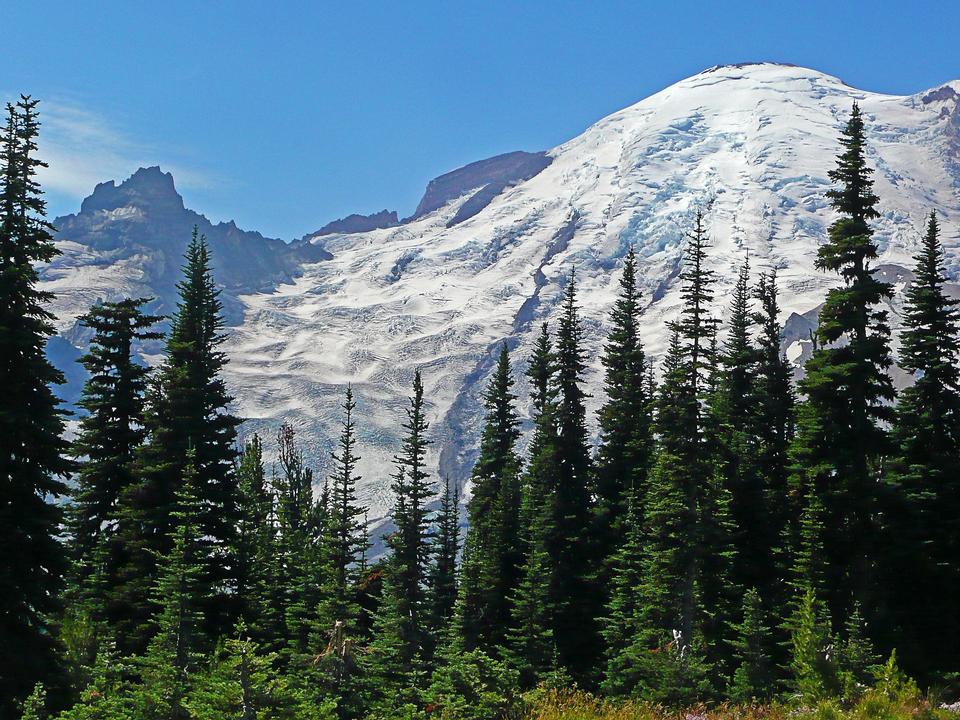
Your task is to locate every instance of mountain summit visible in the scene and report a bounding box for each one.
[41,64,960,518]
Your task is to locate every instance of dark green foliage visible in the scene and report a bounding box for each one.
[233,435,269,631]
[68,298,162,636]
[115,230,242,651]
[186,626,336,720]
[884,212,960,680]
[728,589,774,702]
[790,104,895,631]
[425,648,521,720]
[550,270,600,683]
[0,96,72,715]
[137,451,207,720]
[456,343,522,655]
[323,386,368,628]
[600,491,647,697]
[368,370,434,695]
[594,246,652,577]
[509,324,559,687]
[429,476,459,644]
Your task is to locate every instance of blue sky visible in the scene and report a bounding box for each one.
[3,1,959,239]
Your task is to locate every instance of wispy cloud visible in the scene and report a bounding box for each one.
[1,94,213,202]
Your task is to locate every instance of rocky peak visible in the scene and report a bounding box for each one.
[80,165,184,215]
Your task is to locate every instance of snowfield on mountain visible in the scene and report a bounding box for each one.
[40,62,960,521]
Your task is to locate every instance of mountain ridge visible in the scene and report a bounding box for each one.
[41,63,960,520]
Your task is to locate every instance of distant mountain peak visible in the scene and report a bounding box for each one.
[80,165,183,214]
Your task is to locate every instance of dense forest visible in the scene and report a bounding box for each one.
[2,95,959,720]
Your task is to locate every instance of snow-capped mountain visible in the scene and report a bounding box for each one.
[41,63,960,521]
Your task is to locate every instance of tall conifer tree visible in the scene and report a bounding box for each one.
[117,230,242,650]
[0,96,72,713]
[886,212,960,678]
[790,104,894,629]
[594,246,652,577]
[456,343,522,654]
[550,270,599,683]
[69,298,162,621]
[368,370,434,696]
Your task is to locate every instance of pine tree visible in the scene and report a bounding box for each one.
[186,624,335,720]
[116,229,242,651]
[728,588,774,702]
[752,271,795,608]
[368,370,434,695]
[136,450,207,720]
[273,423,320,664]
[508,325,559,687]
[790,103,894,630]
[429,477,459,644]
[456,343,522,654]
[885,212,960,679]
[713,262,765,594]
[327,387,368,621]
[550,269,599,683]
[593,246,652,580]
[0,95,73,714]
[601,490,648,696]
[69,298,162,626]
[233,435,270,629]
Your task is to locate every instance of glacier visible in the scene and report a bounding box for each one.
[39,63,960,524]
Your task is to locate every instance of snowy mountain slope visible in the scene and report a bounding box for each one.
[42,63,960,522]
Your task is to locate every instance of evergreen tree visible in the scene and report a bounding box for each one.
[728,588,774,702]
[601,490,648,696]
[136,451,206,720]
[713,261,764,593]
[885,212,960,679]
[233,435,270,630]
[751,270,795,608]
[116,230,242,650]
[273,423,321,664]
[593,246,652,579]
[324,386,368,627]
[550,269,599,683]
[0,95,72,714]
[508,325,559,687]
[790,103,894,630]
[68,298,162,625]
[186,624,335,720]
[456,343,522,654]
[368,370,434,695]
[429,477,459,643]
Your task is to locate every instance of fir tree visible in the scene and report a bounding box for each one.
[601,490,648,696]
[752,270,795,608]
[233,435,270,630]
[885,212,960,678]
[136,450,206,720]
[325,386,368,625]
[368,370,434,695]
[0,96,72,714]
[429,477,459,643]
[456,343,522,654]
[593,246,652,580]
[790,103,894,630]
[116,230,242,650]
[728,588,774,702]
[508,325,559,687]
[68,298,162,625]
[550,269,599,683]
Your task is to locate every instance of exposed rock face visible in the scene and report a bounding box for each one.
[308,209,399,238]
[48,166,330,328]
[407,150,553,223]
